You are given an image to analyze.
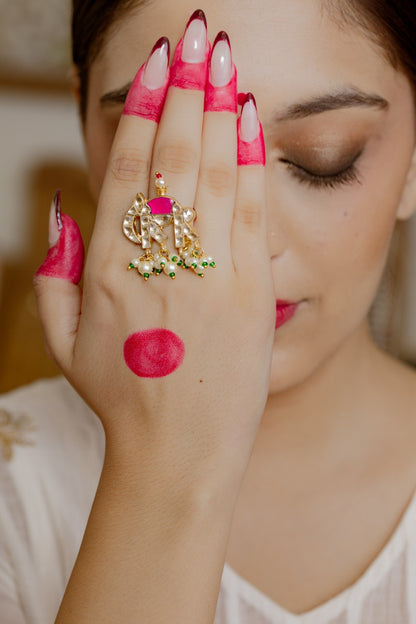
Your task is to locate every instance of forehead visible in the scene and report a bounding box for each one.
[96,0,403,119]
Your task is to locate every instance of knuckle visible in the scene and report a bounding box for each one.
[87,256,121,302]
[110,148,149,183]
[234,201,261,229]
[200,164,235,198]
[156,141,197,174]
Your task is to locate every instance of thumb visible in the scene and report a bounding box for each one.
[33,191,84,372]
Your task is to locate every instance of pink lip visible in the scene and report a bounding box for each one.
[275,300,299,330]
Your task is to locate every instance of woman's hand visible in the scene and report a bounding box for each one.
[34,12,275,492]
[35,11,276,623]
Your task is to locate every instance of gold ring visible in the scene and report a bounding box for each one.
[123,172,215,280]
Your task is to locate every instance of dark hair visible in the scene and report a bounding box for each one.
[328,1,416,89]
[72,0,416,119]
[72,0,145,120]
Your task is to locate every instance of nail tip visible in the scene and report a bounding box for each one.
[244,92,256,106]
[213,31,230,47]
[187,9,207,27]
[151,36,170,56]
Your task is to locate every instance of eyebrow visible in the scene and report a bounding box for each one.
[274,88,389,122]
[100,83,132,106]
[99,84,389,120]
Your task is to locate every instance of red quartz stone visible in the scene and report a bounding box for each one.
[148,197,173,215]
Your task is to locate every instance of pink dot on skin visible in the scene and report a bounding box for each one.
[124,329,185,378]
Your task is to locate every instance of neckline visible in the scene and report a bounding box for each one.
[222,484,416,622]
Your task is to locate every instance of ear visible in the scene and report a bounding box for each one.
[397,147,416,220]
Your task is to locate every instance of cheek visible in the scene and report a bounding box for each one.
[267,144,409,299]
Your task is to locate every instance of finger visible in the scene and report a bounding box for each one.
[232,94,268,274]
[95,37,171,239]
[194,32,238,262]
[33,192,84,371]
[150,10,209,207]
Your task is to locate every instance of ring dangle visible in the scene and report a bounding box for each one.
[122,172,216,281]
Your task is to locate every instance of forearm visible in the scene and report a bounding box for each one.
[55,439,239,624]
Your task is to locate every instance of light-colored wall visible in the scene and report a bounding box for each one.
[0,89,85,263]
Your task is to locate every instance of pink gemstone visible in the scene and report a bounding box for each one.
[148,197,173,215]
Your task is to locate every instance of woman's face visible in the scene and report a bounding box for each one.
[83,0,416,395]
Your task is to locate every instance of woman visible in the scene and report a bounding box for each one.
[1,0,416,622]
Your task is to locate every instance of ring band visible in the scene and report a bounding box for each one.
[123,172,215,280]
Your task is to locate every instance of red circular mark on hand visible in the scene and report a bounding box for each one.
[124,329,185,378]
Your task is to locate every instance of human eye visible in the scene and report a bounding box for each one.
[279,151,362,190]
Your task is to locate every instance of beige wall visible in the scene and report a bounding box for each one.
[0,86,94,392]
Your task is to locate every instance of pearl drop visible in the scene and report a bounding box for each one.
[138,261,153,275]
[163,262,177,275]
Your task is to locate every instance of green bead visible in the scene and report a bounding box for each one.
[177,260,183,266]
[209,262,216,268]
[155,269,162,274]
[172,256,178,262]
[169,272,175,278]
[128,263,135,270]
[202,262,208,268]
[144,273,150,279]
[192,263,198,269]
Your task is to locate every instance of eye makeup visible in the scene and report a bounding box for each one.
[269,105,383,191]
[279,147,364,190]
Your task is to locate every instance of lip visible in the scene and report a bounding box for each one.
[275,300,299,330]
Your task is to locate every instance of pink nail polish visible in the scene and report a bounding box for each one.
[238,92,248,106]
[170,10,209,91]
[205,31,237,113]
[123,37,170,122]
[237,94,266,166]
[36,193,84,284]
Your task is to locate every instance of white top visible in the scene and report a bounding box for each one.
[1,377,416,623]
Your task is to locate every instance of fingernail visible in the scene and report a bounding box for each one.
[182,9,207,63]
[210,32,232,87]
[170,11,209,91]
[123,39,170,122]
[48,190,63,247]
[142,37,170,90]
[204,31,237,113]
[238,93,266,166]
[240,93,260,142]
[36,193,85,284]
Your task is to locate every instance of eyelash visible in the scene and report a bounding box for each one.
[280,157,362,190]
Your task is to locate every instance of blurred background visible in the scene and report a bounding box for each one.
[0,0,95,392]
[0,0,415,394]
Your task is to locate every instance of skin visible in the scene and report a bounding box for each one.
[39,0,416,617]
[84,0,416,396]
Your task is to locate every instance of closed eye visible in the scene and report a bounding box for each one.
[280,151,363,190]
